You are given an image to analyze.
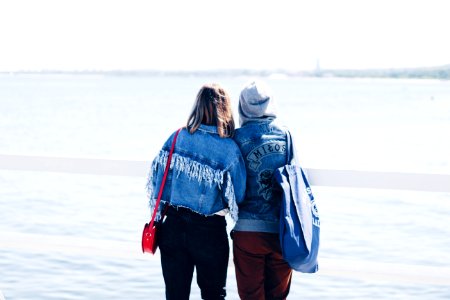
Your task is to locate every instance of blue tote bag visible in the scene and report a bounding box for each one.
[274,131,320,273]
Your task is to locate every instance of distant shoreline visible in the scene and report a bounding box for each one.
[1,65,449,80]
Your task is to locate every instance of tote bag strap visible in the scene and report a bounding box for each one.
[149,128,182,228]
[285,129,296,165]
[285,129,313,201]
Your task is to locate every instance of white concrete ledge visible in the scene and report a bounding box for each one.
[0,154,147,177]
[307,168,450,193]
[1,154,449,192]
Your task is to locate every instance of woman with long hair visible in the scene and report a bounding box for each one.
[146,83,246,300]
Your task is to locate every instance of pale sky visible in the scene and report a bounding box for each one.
[0,0,449,71]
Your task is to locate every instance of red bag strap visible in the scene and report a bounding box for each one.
[149,128,181,227]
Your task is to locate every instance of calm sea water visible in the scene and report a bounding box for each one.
[1,74,450,299]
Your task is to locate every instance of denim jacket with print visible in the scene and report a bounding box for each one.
[232,118,288,233]
[146,125,246,221]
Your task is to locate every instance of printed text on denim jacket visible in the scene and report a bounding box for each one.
[233,119,288,232]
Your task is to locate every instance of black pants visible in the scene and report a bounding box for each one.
[159,206,229,300]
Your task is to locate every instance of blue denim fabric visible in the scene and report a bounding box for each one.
[147,125,246,221]
[232,118,288,233]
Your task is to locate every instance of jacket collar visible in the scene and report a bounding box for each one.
[198,124,219,134]
[241,117,276,126]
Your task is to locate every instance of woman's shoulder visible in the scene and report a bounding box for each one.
[213,134,242,155]
[207,135,244,166]
[175,128,241,163]
[161,127,185,149]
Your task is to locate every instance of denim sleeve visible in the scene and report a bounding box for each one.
[145,133,175,221]
[232,153,247,205]
[222,151,246,221]
[146,155,159,219]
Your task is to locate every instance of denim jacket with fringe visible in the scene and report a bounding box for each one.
[232,118,288,233]
[146,125,246,221]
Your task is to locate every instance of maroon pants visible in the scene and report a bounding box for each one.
[232,231,293,300]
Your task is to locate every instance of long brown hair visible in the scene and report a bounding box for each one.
[186,83,235,138]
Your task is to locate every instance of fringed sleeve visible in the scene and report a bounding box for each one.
[224,171,239,221]
[145,150,168,221]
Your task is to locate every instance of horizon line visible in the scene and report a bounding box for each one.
[1,63,450,74]
[1,64,449,80]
